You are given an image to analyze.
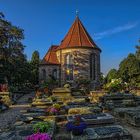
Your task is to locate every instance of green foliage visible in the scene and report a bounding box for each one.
[50,96,57,102]
[53,103,61,110]
[100,72,105,85]
[135,40,140,60]
[104,78,124,93]
[0,12,30,86]
[33,122,51,133]
[106,69,118,83]
[76,77,91,85]
[30,51,40,84]
[118,53,140,84]
[104,40,140,89]
[8,85,18,92]
[41,81,49,88]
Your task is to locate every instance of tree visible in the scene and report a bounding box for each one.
[118,53,140,84]
[0,12,27,85]
[135,39,140,60]
[106,69,118,83]
[30,51,40,85]
[105,78,123,93]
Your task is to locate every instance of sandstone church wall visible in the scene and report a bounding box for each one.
[56,48,100,86]
[39,65,60,82]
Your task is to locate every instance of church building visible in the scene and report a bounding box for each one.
[39,16,101,88]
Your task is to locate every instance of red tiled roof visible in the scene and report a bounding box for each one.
[41,45,60,65]
[59,17,101,51]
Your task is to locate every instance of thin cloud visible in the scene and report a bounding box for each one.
[94,22,139,40]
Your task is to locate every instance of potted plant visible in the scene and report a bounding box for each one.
[66,116,87,135]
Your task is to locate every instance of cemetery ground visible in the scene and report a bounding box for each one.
[0,92,34,131]
[0,88,140,140]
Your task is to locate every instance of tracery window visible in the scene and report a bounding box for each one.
[90,53,96,80]
[65,54,73,80]
[42,69,46,80]
[52,69,57,79]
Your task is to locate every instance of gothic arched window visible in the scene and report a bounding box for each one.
[65,54,73,80]
[66,54,73,65]
[42,69,46,80]
[90,53,96,80]
[52,69,57,79]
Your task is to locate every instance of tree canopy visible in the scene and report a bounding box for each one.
[118,53,140,84]
[30,51,40,84]
[105,40,140,89]
[106,69,118,83]
[0,12,26,84]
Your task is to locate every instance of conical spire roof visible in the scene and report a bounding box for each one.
[59,17,101,51]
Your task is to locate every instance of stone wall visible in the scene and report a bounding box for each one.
[56,47,101,87]
[39,47,101,88]
[39,65,60,82]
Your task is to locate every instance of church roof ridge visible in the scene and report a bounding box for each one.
[59,16,101,51]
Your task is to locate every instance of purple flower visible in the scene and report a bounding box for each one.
[45,107,58,114]
[66,122,87,135]
[26,133,51,140]
[50,107,58,113]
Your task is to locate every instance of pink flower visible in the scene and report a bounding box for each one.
[26,133,51,140]
[50,107,58,113]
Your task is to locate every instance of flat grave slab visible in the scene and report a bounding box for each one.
[113,107,140,118]
[67,113,115,125]
[65,102,94,110]
[31,101,52,106]
[71,125,132,140]
[68,107,92,115]
[52,88,71,97]
[84,125,132,140]
[125,111,140,127]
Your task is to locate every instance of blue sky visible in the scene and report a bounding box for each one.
[0,0,140,74]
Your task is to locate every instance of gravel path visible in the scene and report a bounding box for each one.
[0,92,34,132]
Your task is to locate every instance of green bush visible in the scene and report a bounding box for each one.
[104,78,124,93]
[33,122,51,133]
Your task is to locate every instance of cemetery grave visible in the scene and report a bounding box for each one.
[67,113,115,125]
[1,87,140,140]
[84,125,132,140]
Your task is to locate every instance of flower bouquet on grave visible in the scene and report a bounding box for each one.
[66,115,87,135]
[25,132,51,140]
[45,104,60,115]
[26,121,52,140]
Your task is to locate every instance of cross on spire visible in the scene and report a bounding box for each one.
[76,10,79,17]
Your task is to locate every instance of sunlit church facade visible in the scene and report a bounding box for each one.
[39,16,101,88]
